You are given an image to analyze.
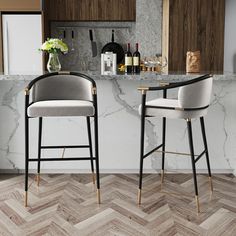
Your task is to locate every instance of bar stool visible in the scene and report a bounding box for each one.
[24,72,100,207]
[137,74,213,213]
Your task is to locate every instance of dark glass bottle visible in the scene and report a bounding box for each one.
[125,43,132,74]
[133,43,140,74]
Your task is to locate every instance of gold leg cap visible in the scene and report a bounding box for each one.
[37,174,40,187]
[138,189,142,205]
[92,172,96,185]
[161,170,164,189]
[24,191,28,207]
[195,195,200,214]
[209,177,213,197]
[97,189,101,204]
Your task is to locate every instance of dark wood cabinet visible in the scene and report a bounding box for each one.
[162,0,225,73]
[0,0,41,11]
[43,0,136,21]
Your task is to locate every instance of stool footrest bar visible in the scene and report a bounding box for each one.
[41,145,90,149]
[28,157,95,161]
[143,144,163,159]
[194,150,206,163]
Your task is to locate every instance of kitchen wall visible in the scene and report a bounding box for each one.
[51,0,162,71]
[224,0,236,73]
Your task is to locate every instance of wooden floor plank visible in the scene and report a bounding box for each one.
[0,174,235,235]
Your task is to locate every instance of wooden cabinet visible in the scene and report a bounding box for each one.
[162,0,225,72]
[43,0,136,21]
[0,0,41,11]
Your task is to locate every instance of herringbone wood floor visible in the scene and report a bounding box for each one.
[0,173,235,235]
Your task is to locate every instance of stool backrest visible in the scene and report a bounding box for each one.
[32,74,93,102]
[178,76,213,108]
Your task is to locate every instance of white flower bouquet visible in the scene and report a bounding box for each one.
[40,38,68,54]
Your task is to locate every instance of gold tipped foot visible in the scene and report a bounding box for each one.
[37,174,40,187]
[195,195,200,214]
[24,191,28,207]
[97,189,101,204]
[161,170,164,189]
[209,177,213,198]
[92,172,96,185]
[138,189,142,205]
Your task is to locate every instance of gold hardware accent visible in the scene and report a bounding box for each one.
[138,189,142,205]
[24,191,28,207]
[195,195,200,214]
[58,71,70,75]
[137,87,149,94]
[156,150,198,157]
[97,189,101,204]
[36,174,40,187]
[24,88,30,95]
[92,87,97,95]
[92,172,95,185]
[209,176,213,198]
[160,170,164,189]
[175,107,184,111]
[61,148,65,159]
[159,82,170,87]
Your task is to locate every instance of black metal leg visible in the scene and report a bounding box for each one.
[200,117,213,194]
[161,117,166,188]
[37,117,42,186]
[186,119,200,213]
[87,116,95,184]
[25,115,29,207]
[94,114,100,203]
[138,104,146,205]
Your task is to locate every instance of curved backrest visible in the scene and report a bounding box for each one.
[178,76,213,108]
[32,74,93,102]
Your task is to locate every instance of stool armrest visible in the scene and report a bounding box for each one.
[138,74,211,93]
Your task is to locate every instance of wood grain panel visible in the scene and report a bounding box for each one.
[0,0,41,11]
[0,12,3,72]
[164,0,225,72]
[43,0,136,22]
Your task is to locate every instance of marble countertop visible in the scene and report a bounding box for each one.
[0,71,235,81]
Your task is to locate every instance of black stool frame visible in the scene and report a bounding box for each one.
[24,72,100,207]
[137,74,213,213]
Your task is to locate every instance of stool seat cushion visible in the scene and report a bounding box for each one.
[139,98,208,119]
[28,100,95,117]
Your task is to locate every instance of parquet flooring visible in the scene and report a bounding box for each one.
[0,173,235,235]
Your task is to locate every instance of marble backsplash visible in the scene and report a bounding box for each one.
[50,0,162,71]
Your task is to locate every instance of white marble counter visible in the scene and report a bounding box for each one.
[0,72,235,175]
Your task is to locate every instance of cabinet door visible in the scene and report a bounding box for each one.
[0,0,41,11]
[163,0,225,72]
[45,0,76,21]
[96,0,136,21]
[44,0,136,21]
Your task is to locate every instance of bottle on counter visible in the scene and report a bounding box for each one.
[125,43,133,74]
[133,43,141,74]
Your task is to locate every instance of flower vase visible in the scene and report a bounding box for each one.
[47,53,61,72]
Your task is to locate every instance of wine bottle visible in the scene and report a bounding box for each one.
[125,43,132,74]
[133,43,140,74]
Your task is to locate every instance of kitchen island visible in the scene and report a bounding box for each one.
[0,72,235,175]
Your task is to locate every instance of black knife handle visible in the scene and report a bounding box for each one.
[89,30,93,41]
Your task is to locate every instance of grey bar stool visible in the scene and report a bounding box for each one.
[24,72,100,207]
[137,74,213,213]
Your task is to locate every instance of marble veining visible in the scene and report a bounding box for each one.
[0,75,235,175]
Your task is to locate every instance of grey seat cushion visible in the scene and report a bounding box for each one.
[28,100,95,117]
[139,98,208,119]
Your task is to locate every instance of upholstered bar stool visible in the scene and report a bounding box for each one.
[137,74,213,213]
[24,72,100,206]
